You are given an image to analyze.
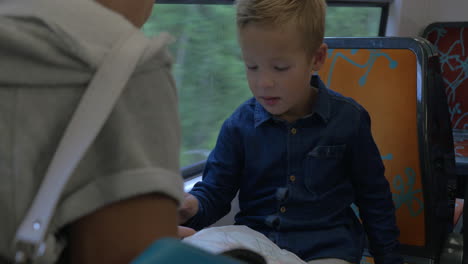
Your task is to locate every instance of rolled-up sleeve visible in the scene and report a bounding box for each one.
[52,52,184,231]
[186,118,242,230]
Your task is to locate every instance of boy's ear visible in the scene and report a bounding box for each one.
[311,43,328,72]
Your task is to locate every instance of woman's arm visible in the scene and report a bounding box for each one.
[67,193,178,264]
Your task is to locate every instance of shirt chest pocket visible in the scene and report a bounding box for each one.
[303,144,347,195]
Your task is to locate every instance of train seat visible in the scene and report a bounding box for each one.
[423,22,468,176]
[319,37,456,264]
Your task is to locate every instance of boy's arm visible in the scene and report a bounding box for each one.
[348,110,403,264]
[67,193,178,264]
[185,119,243,230]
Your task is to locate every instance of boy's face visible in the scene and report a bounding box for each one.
[239,22,327,122]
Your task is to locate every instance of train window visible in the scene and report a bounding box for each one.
[143,1,389,168]
[326,6,383,37]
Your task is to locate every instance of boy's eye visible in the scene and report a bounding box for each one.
[274,66,290,71]
[246,65,258,70]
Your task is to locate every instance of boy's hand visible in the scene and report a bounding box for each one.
[178,226,196,239]
[178,192,199,224]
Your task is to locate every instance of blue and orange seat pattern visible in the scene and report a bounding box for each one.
[320,46,427,264]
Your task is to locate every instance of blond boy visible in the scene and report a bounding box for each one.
[180,1,403,264]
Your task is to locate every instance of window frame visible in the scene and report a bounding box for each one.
[156,0,391,36]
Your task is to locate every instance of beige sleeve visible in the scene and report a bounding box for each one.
[52,50,184,231]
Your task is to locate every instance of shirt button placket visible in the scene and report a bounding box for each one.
[285,127,295,218]
[286,127,295,218]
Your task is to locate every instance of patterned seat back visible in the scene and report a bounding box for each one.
[319,37,455,264]
[423,22,468,173]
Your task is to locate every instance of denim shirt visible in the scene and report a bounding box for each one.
[187,76,403,264]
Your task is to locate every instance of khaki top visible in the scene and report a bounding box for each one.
[0,0,184,262]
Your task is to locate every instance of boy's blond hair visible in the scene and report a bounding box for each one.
[236,0,327,56]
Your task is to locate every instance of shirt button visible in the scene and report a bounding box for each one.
[280,206,286,213]
[291,128,297,135]
[289,175,296,182]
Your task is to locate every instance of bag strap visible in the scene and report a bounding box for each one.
[13,29,150,263]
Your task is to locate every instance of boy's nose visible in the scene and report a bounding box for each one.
[257,73,275,89]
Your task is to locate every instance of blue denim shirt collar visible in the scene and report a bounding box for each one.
[254,75,330,127]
